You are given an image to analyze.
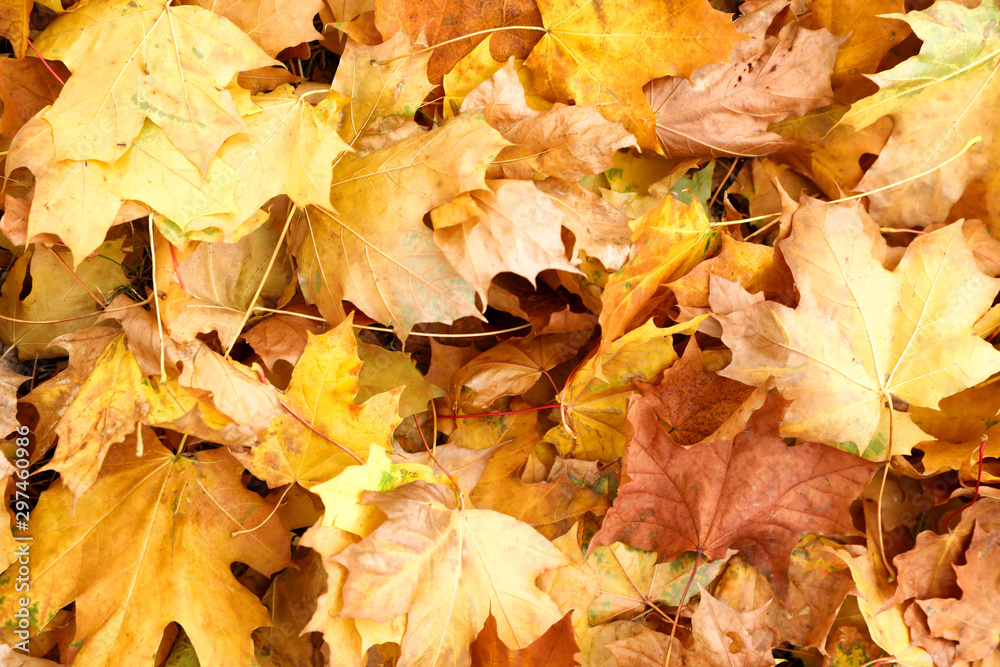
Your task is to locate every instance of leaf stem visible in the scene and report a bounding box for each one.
[665,549,704,667]
[435,403,560,419]
[376,26,549,66]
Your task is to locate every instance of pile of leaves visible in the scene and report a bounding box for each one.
[2,0,1000,664]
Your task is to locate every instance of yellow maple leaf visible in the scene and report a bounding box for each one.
[295,113,507,335]
[714,198,1000,458]
[0,436,291,667]
[238,316,402,488]
[335,480,569,667]
[523,0,746,150]
[0,239,128,357]
[34,0,275,172]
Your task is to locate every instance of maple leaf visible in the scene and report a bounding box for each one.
[0,58,66,138]
[603,591,778,667]
[356,341,446,418]
[241,305,328,374]
[374,0,543,84]
[918,503,1000,661]
[634,337,755,446]
[431,180,630,301]
[8,118,232,264]
[0,436,291,667]
[335,480,569,667]
[191,0,324,57]
[153,218,295,348]
[597,193,720,364]
[645,0,841,157]
[714,198,1000,458]
[0,0,30,56]
[543,319,697,461]
[0,365,25,438]
[592,392,876,598]
[523,0,747,150]
[331,33,434,149]
[461,61,637,181]
[586,542,731,624]
[830,544,934,667]
[839,0,1000,226]
[294,113,507,335]
[683,591,778,667]
[714,537,857,648]
[452,412,610,538]
[805,0,910,100]
[34,0,276,172]
[668,233,794,332]
[470,611,579,667]
[239,316,402,488]
[0,239,128,358]
[198,87,351,230]
[430,181,586,299]
[38,332,143,498]
[449,331,589,409]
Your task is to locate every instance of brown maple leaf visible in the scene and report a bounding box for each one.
[645,0,841,157]
[471,611,579,667]
[591,392,877,597]
[918,499,1000,661]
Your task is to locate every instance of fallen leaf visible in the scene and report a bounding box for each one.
[0,58,67,138]
[805,0,910,101]
[155,216,295,347]
[543,319,696,461]
[34,0,275,171]
[336,480,570,667]
[0,364,26,437]
[40,332,143,498]
[634,337,755,446]
[919,503,1000,661]
[714,537,856,648]
[592,392,876,598]
[357,341,445,418]
[829,544,934,667]
[0,0,30,56]
[191,0,323,57]
[840,0,1000,226]
[331,32,434,149]
[523,0,747,150]
[586,542,731,624]
[462,61,636,181]
[254,545,327,667]
[450,331,589,409]
[0,436,291,667]
[461,411,609,538]
[238,316,402,488]
[374,0,543,84]
[430,181,584,299]
[667,233,794,316]
[684,590,778,667]
[0,240,128,359]
[241,304,329,373]
[471,611,579,667]
[646,0,841,157]
[293,113,507,336]
[714,198,1000,458]
[598,193,719,365]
